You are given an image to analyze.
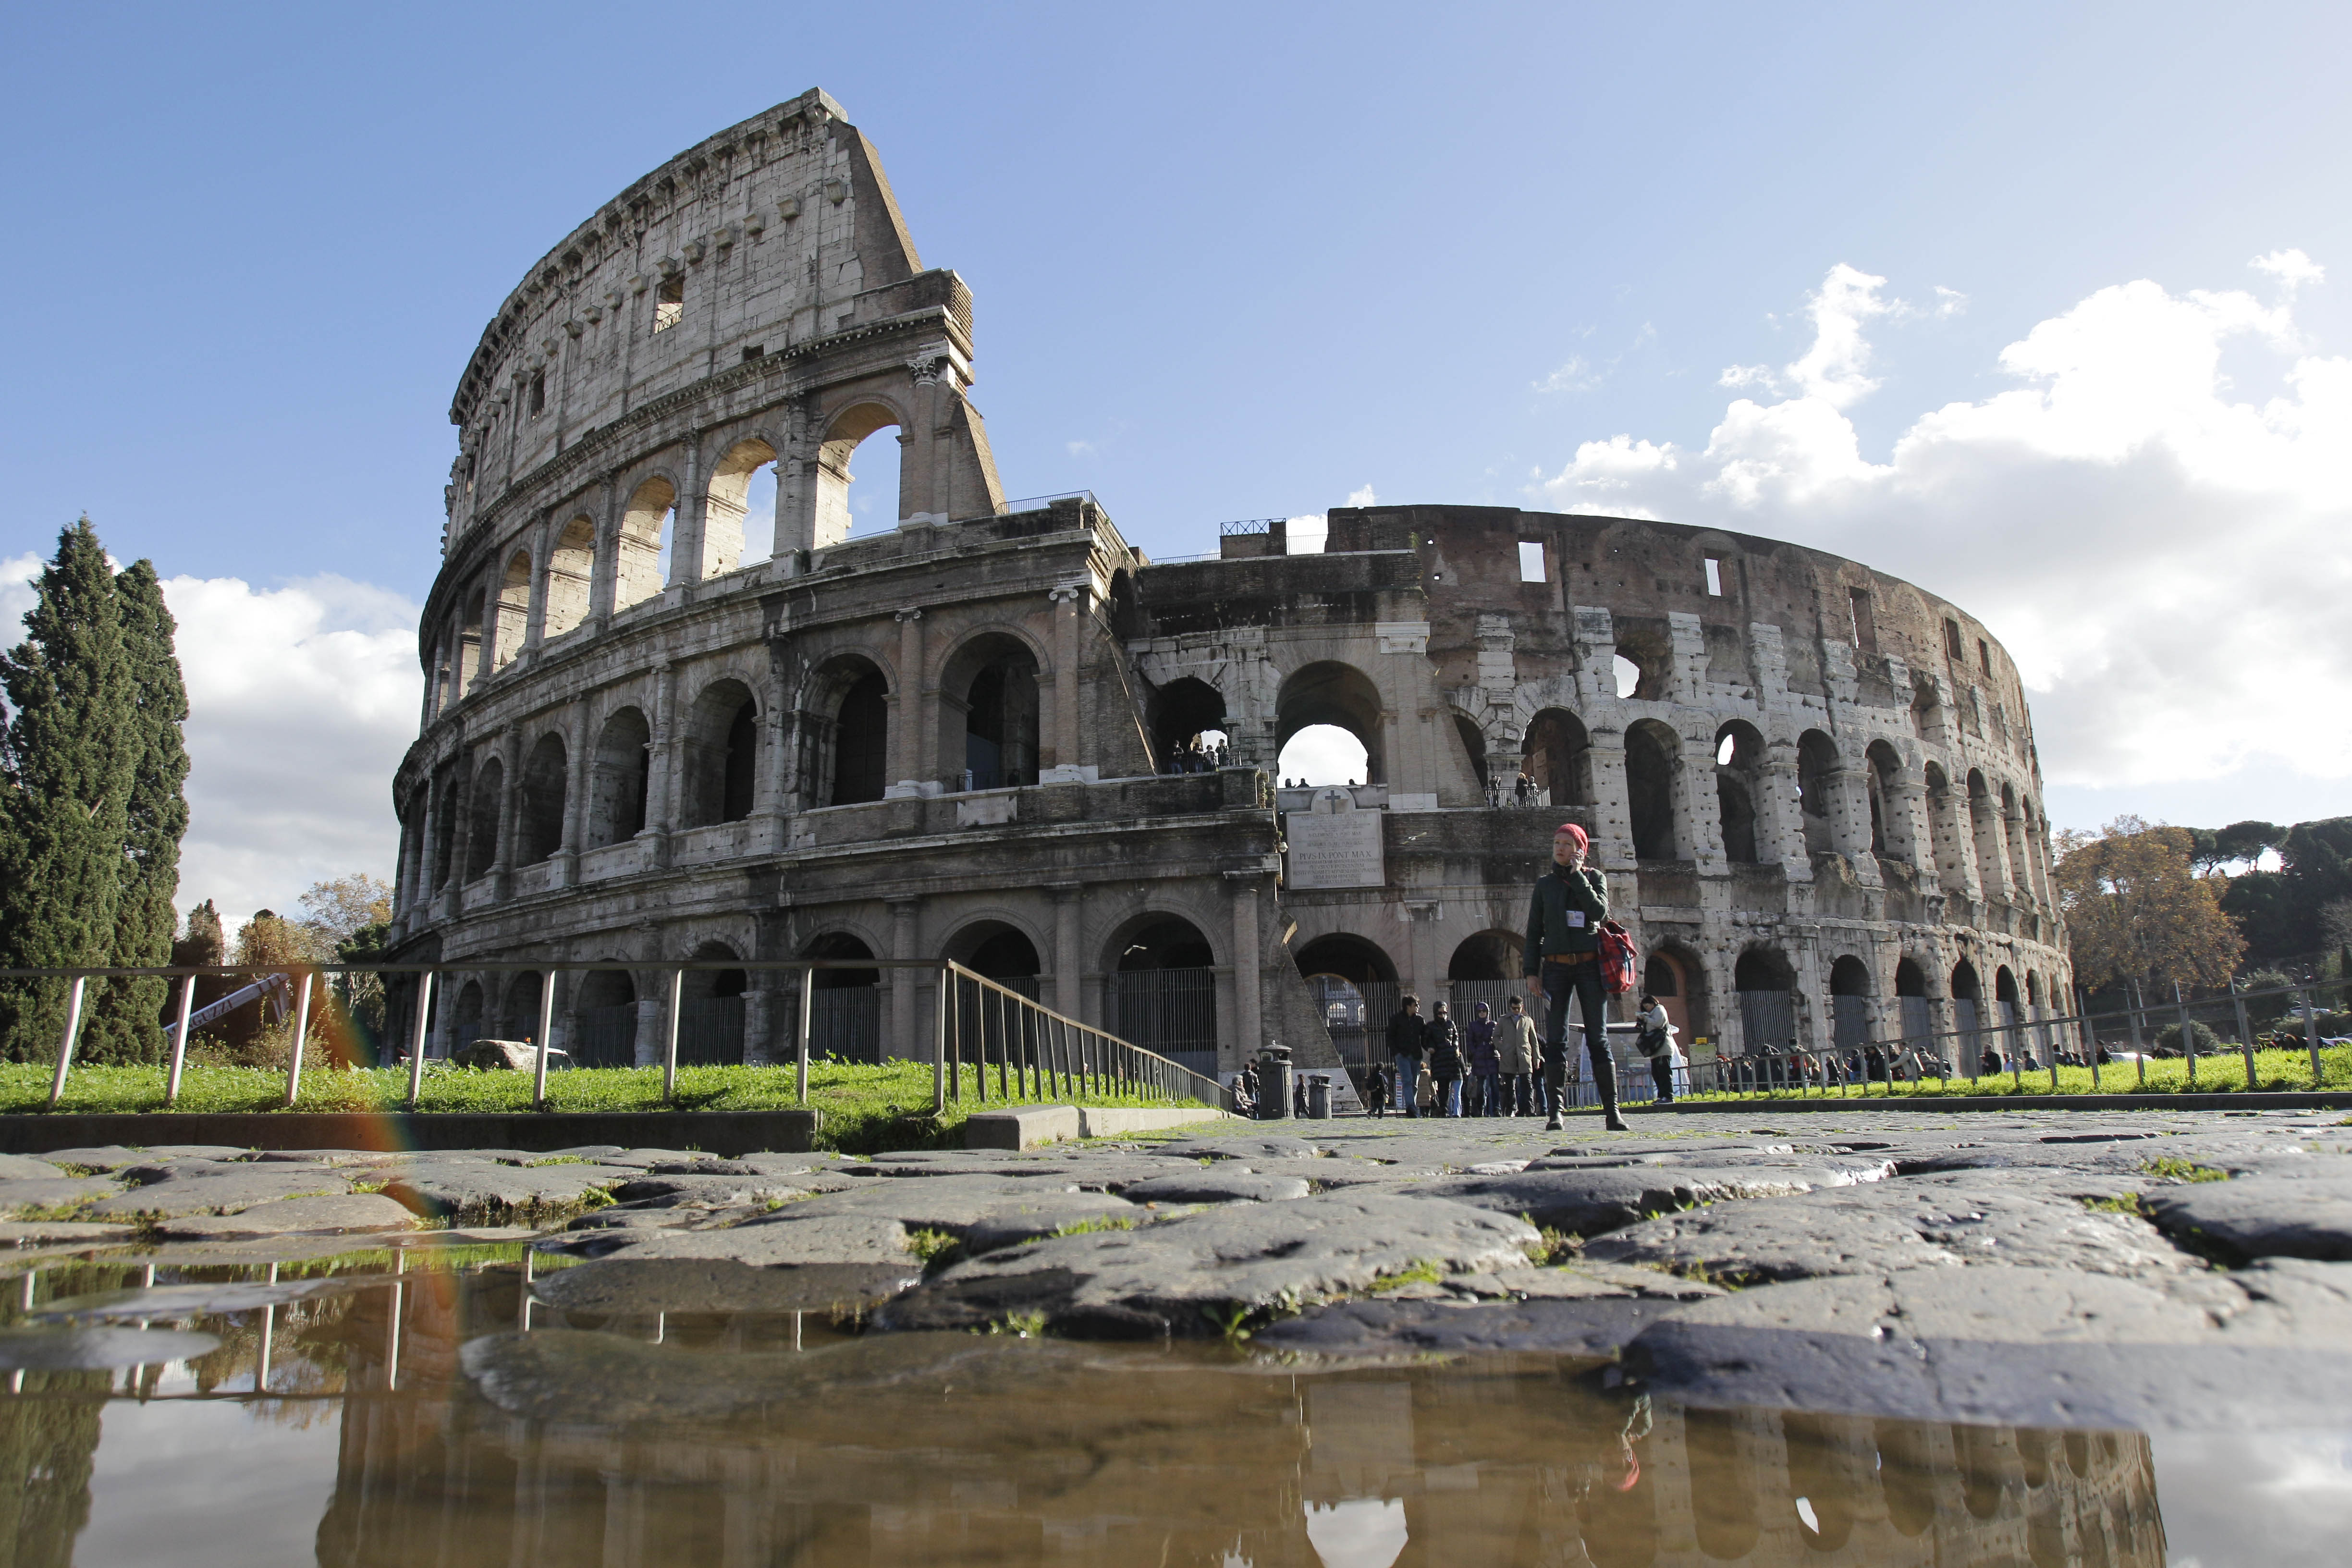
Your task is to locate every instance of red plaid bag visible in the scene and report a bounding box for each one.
[1596,922,1638,996]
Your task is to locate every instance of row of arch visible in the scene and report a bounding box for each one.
[429,407,912,721]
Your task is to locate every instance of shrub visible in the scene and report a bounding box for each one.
[2152,1020,2222,1057]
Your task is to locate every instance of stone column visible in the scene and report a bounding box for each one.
[1826,767,1873,859]
[1225,870,1263,1074]
[1049,585,1084,778]
[1050,883,1083,1019]
[643,661,678,864]
[588,474,622,629]
[634,980,665,1069]
[560,698,591,887]
[892,609,925,792]
[1757,748,1811,880]
[1886,777,1933,879]
[523,515,553,653]
[742,989,773,1067]
[1585,730,1634,866]
[2004,804,2034,909]
[1970,796,2013,903]
[889,896,922,1062]
[1673,742,1725,868]
[414,779,442,924]
[491,728,522,902]
[673,430,707,585]
[1931,781,1981,901]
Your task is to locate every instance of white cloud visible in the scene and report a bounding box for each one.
[0,551,37,630]
[1534,355,1599,393]
[1535,257,2352,810]
[2252,247,2325,292]
[1933,284,1968,318]
[1066,439,1096,457]
[161,573,421,923]
[1346,484,1377,507]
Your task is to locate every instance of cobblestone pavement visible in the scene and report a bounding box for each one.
[8,1109,2351,1428]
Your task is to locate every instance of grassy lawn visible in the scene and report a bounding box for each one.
[0,1060,1211,1154]
[1665,1043,2352,1103]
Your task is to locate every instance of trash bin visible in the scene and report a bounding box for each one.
[1256,1043,1293,1120]
[1305,1074,1332,1119]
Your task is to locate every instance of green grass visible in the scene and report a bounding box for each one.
[1662,1044,2352,1104]
[0,1059,1207,1155]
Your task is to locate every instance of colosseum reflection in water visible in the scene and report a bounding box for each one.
[386,88,2070,1082]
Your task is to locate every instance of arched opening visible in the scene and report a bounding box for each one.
[705,438,779,576]
[491,549,531,671]
[1796,730,1838,854]
[544,516,595,639]
[682,679,759,828]
[1642,947,1703,1045]
[1866,740,1907,859]
[679,940,748,1066]
[1994,964,2027,1065]
[1714,721,1765,864]
[813,403,903,548]
[1910,670,1943,739]
[452,980,484,1050]
[1952,958,1984,1067]
[587,708,650,848]
[1295,931,1397,1075]
[1894,956,1934,1051]
[614,476,676,612]
[1829,955,1873,1054]
[1734,948,1796,1054]
[1278,724,1368,786]
[518,733,567,863]
[1446,929,1523,1023]
[1149,677,1228,773]
[1108,915,1218,1076]
[1624,719,1681,860]
[950,921,1043,1001]
[804,932,882,1064]
[945,634,1040,792]
[1521,708,1591,806]
[500,971,543,1043]
[822,662,890,806]
[1277,662,1384,784]
[572,968,637,1068]
[433,771,463,888]
[464,755,503,882]
[1614,624,1671,700]
[455,590,485,701]
[1453,714,1491,794]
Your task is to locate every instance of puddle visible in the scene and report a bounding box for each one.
[1,1248,2345,1564]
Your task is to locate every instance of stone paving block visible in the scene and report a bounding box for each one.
[0,1177,120,1214]
[753,1175,1081,1237]
[37,1147,148,1171]
[877,1193,1539,1338]
[0,1154,71,1181]
[150,1193,421,1240]
[376,1163,630,1219]
[533,1257,921,1315]
[1418,1166,1814,1238]
[87,1166,353,1219]
[1254,1296,1690,1361]
[2145,1174,2352,1262]
[957,1192,1141,1254]
[1118,1170,1311,1205]
[0,1219,136,1247]
[547,1214,913,1267]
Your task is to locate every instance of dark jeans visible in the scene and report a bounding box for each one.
[1391,1054,1422,1117]
[1541,962,1615,1114]
[1507,1071,1543,1116]
[1470,1073,1503,1115]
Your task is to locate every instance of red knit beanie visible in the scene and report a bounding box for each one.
[1555,822,1588,852]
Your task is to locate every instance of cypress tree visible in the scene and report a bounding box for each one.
[0,520,136,1061]
[83,561,190,1062]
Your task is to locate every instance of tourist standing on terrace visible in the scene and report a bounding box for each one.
[1526,823,1628,1132]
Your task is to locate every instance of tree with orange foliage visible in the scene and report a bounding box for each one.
[2053,816,2246,992]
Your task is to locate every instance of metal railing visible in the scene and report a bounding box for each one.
[1650,973,2351,1102]
[3,957,1230,1116]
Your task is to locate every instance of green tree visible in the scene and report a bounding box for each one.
[82,560,189,1062]
[2053,816,2246,993]
[0,520,135,1061]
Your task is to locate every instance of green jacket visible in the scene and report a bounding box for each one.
[1524,865,1609,972]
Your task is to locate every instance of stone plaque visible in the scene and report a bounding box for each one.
[1286,809,1384,889]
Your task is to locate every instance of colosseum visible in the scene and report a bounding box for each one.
[385,89,2071,1090]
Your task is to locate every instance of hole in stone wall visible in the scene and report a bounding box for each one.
[1613,655,1642,699]
[1278,724,1366,786]
[1704,556,1724,596]
[1518,540,1546,582]
[653,274,684,332]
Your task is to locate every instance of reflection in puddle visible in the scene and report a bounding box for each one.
[0,1248,2285,1565]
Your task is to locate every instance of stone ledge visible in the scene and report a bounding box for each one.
[961,1104,1235,1150]
[0,1110,822,1158]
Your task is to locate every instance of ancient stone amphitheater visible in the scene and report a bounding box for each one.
[386,90,2070,1083]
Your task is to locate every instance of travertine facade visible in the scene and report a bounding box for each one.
[388,91,2068,1078]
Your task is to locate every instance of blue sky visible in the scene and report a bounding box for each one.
[3,1,2348,914]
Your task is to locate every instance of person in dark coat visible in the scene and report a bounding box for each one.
[1465,1000,1501,1115]
[1427,1001,1465,1117]
[1365,1062,1391,1117]
[1386,996,1427,1119]
[1525,822,1627,1131]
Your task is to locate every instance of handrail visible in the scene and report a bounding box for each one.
[11,956,1232,1118]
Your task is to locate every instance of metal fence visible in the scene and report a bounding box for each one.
[1105,968,1218,1081]
[7,956,1230,1115]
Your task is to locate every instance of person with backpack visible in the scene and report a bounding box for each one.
[1465,1000,1502,1115]
[1525,822,1628,1131]
[1426,1000,1466,1116]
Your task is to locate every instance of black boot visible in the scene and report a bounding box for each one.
[1592,1048,1630,1132]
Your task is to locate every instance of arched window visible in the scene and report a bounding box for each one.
[1521,709,1591,807]
[1828,955,1873,1054]
[804,932,882,1063]
[572,968,637,1068]
[1894,956,1934,1052]
[683,679,759,827]
[1624,719,1681,860]
[1734,948,1796,1054]
[614,477,676,612]
[452,980,485,1051]
[949,921,1043,1004]
[464,755,503,882]
[587,708,650,848]
[705,438,780,577]
[491,550,531,671]
[946,635,1040,791]
[433,770,463,888]
[1278,662,1384,786]
[1714,721,1765,864]
[1294,932,1399,1071]
[1446,930,1523,1021]
[1796,730,1838,855]
[1149,677,1227,772]
[1642,944,1705,1044]
[501,971,543,1043]
[543,517,595,639]
[455,589,485,700]
[678,941,749,1066]
[1865,740,1908,859]
[1107,916,1219,1076]
[813,404,903,548]
[518,734,567,863]
[1951,959,1984,1066]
